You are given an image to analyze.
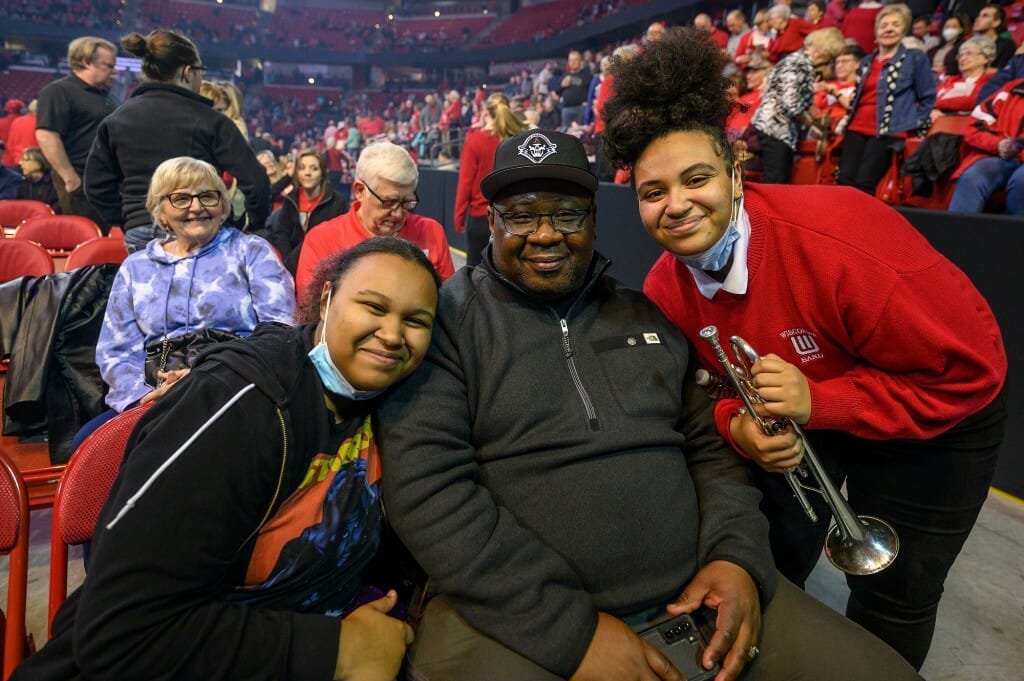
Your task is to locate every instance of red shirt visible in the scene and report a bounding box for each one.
[643,183,1006,445]
[710,28,729,50]
[934,72,994,114]
[2,112,36,167]
[812,80,855,128]
[848,58,888,136]
[842,4,882,54]
[454,129,500,229]
[768,16,814,63]
[0,112,18,146]
[593,73,616,135]
[295,201,456,298]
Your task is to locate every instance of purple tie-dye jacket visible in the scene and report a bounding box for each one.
[97,227,296,411]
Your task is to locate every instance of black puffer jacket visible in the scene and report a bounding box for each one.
[0,264,119,463]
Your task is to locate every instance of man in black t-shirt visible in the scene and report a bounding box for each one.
[557,50,592,129]
[35,36,119,229]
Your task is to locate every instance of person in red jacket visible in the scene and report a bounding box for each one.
[948,77,1024,213]
[695,13,729,50]
[602,27,1007,671]
[453,93,528,266]
[2,99,37,169]
[931,35,997,120]
[0,98,25,166]
[296,141,455,299]
[767,4,815,63]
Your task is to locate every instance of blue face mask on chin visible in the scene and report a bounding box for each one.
[675,170,741,272]
[308,288,385,401]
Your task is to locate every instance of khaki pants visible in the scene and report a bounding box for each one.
[405,576,924,681]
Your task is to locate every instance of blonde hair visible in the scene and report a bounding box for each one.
[486,93,528,140]
[67,36,117,72]
[355,141,418,189]
[805,27,846,60]
[200,81,229,109]
[147,156,230,229]
[875,3,912,35]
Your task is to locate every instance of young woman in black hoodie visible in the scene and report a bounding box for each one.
[14,237,440,681]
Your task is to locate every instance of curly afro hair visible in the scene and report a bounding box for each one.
[602,27,734,172]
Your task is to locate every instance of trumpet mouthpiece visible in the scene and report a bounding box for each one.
[699,326,719,341]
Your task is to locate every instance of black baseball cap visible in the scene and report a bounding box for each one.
[480,130,599,201]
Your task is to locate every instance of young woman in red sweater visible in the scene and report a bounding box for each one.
[453,93,528,265]
[602,27,1007,672]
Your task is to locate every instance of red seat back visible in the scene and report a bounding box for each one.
[13,215,102,252]
[1,449,30,679]
[64,237,129,271]
[0,200,53,231]
[0,239,55,282]
[48,404,152,634]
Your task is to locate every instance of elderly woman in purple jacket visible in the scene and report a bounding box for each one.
[74,156,295,449]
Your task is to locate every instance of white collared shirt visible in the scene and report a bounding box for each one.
[685,197,751,299]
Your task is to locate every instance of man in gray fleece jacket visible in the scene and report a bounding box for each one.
[378,130,923,681]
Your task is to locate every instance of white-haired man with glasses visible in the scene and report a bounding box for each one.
[295,140,454,298]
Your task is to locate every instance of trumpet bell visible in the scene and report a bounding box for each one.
[825,516,900,576]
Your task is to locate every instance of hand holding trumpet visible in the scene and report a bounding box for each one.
[729,354,811,473]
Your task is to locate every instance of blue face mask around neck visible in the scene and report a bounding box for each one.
[308,288,385,401]
[675,170,742,273]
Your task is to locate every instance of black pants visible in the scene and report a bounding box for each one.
[837,130,896,194]
[464,215,490,267]
[756,131,794,184]
[754,390,1006,670]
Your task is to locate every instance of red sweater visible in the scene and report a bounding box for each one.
[295,201,456,298]
[454,129,500,229]
[768,16,814,63]
[842,4,882,54]
[643,183,1006,444]
[2,112,36,167]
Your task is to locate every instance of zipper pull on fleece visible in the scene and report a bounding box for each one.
[560,319,573,359]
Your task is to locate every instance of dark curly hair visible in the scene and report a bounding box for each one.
[296,236,441,324]
[602,27,735,172]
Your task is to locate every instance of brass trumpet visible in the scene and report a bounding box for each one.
[698,326,899,576]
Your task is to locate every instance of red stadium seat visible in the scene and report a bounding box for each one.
[64,236,129,271]
[13,215,102,254]
[48,404,153,634]
[0,239,55,282]
[1,450,31,679]
[0,200,53,234]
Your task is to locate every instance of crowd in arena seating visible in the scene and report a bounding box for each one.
[4,0,1024,219]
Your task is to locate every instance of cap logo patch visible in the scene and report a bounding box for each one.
[518,133,558,164]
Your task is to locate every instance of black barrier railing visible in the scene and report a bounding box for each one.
[417,168,1024,498]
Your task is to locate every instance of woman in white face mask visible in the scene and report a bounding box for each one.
[931,13,971,75]
[17,236,440,681]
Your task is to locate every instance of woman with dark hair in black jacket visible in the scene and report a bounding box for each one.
[85,29,269,253]
[265,149,348,274]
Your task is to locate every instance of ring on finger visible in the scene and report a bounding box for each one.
[747,645,760,662]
